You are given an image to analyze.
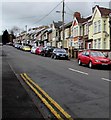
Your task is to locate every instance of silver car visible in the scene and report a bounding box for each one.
[51,48,68,60]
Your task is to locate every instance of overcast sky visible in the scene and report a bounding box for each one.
[0,0,110,35]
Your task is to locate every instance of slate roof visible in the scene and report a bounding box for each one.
[93,5,111,16]
[76,16,92,24]
[76,17,87,23]
[64,21,73,28]
[98,6,111,16]
[53,21,63,28]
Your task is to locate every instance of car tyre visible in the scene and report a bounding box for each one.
[89,61,93,68]
[54,55,57,59]
[78,59,82,66]
[43,53,46,57]
[51,55,53,59]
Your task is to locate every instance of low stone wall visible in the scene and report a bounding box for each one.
[68,48,111,59]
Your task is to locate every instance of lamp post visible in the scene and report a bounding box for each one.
[109,13,111,51]
[56,0,65,48]
[25,25,27,46]
[62,0,65,48]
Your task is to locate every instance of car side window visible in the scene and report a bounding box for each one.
[82,51,86,56]
[53,49,56,52]
[85,51,89,56]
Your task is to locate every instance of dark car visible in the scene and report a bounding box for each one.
[41,46,55,57]
[51,48,68,60]
[78,50,111,68]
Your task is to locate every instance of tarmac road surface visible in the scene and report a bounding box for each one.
[2,45,111,119]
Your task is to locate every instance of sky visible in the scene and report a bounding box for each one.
[0,0,110,35]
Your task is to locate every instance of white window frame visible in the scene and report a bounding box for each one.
[103,38,106,49]
[98,20,101,32]
[76,27,78,36]
[88,42,91,49]
[74,28,76,37]
[84,24,88,35]
[98,38,101,49]
[94,22,97,33]
[94,39,97,49]
[103,20,106,32]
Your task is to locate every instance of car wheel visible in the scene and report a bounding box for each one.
[43,53,46,57]
[54,55,57,59]
[78,59,82,66]
[108,64,111,70]
[89,61,93,68]
[51,55,53,59]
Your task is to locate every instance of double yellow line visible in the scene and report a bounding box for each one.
[20,73,73,120]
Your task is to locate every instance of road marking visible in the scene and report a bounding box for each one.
[21,73,73,120]
[23,73,73,120]
[101,78,111,82]
[20,74,63,120]
[68,68,88,75]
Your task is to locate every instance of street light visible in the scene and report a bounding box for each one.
[56,0,65,48]
[62,0,65,48]
[109,13,111,51]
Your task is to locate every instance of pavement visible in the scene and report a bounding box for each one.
[2,49,44,119]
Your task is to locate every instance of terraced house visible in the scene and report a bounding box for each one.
[72,12,92,49]
[52,21,63,48]
[90,5,111,50]
[15,5,111,54]
[72,12,86,49]
[72,5,111,51]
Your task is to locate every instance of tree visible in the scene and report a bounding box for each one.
[10,26,20,36]
[9,31,16,43]
[9,26,20,43]
[2,30,10,45]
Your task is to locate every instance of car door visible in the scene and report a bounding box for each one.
[80,51,86,64]
[84,51,90,64]
[36,48,39,54]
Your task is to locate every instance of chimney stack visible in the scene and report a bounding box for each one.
[74,12,81,18]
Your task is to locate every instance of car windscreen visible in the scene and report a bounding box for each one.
[24,46,30,48]
[90,51,105,57]
[56,50,66,53]
[39,47,43,50]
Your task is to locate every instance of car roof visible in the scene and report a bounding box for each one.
[82,49,94,52]
[54,48,65,50]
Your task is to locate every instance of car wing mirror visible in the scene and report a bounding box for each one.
[105,55,108,58]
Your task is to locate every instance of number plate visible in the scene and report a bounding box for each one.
[61,56,65,57]
[102,63,108,65]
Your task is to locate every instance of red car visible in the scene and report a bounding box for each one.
[78,50,111,68]
[35,46,43,55]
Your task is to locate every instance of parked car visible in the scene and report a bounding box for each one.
[22,46,31,51]
[16,44,22,49]
[41,46,55,57]
[31,46,38,54]
[51,48,68,60]
[19,45,24,50]
[14,43,19,48]
[78,50,111,68]
[35,46,43,55]
[6,42,13,46]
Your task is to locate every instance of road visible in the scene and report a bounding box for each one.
[2,45,110,119]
